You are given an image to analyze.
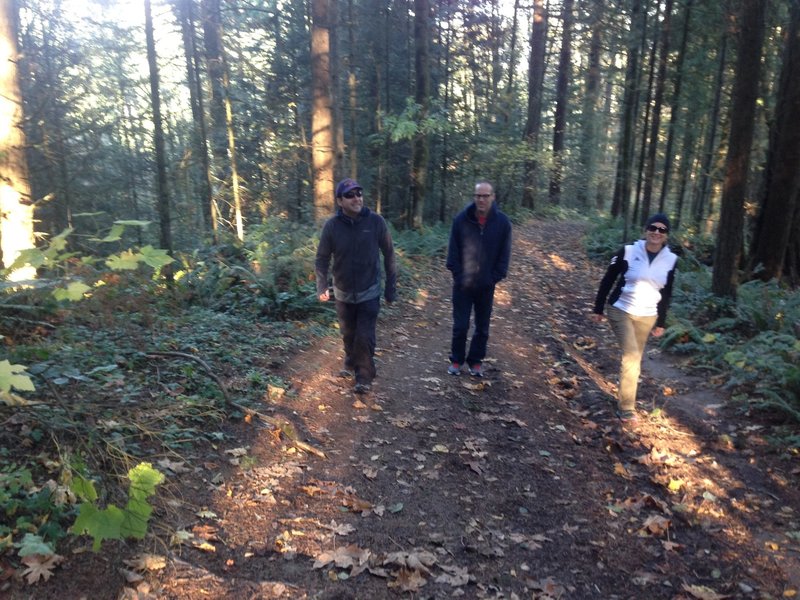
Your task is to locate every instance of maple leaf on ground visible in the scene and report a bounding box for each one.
[387,567,427,592]
[639,514,671,536]
[21,553,64,585]
[313,544,371,575]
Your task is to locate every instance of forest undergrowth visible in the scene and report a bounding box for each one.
[0,214,798,596]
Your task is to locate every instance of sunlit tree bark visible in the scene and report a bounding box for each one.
[203,0,243,238]
[0,0,35,280]
[311,0,335,222]
[176,0,215,241]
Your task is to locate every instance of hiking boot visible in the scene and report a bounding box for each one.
[617,410,639,423]
[468,363,483,378]
[353,382,371,394]
[447,362,461,376]
[338,369,354,378]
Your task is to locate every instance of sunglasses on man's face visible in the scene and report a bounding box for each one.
[343,189,363,199]
[647,225,668,234]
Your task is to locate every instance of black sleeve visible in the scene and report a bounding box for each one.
[593,247,626,314]
[656,266,676,328]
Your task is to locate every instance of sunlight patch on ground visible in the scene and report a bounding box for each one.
[548,253,574,272]
[494,285,512,307]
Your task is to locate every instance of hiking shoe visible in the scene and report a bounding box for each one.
[617,410,638,423]
[338,369,354,378]
[468,364,483,378]
[353,382,371,394]
[447,362,461,376]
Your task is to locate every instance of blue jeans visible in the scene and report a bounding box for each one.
[450,283,495,367]
[335,297,380,385]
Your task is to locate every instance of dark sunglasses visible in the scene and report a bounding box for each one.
[647,225,668,234]
[342,189,363,199]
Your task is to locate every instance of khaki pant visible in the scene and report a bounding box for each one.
[606,305,657,412]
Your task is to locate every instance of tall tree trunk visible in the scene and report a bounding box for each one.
[522,0,547,210]
[658,0,692,213]
[177,0,215,241]
[346,0,357,178]
[410,0,430,230]
[632,0,658,226]
[0,0,35,280]
[311,0,335,222]
[693,33,727,228]
[640,0,673,224]
[577,0,604,208]
[548,0,574,205]
[144,0,172,261]
[503,0,521,126]
[711,0,766,299]
[203,0,242,237]
[439,0,454,223]
[329,0,344,178]
[611,0,642,230]
[749,1,800,283]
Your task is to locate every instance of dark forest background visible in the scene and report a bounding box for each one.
[5,0,799,294]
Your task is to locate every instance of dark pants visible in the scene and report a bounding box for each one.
[450,283,496,367]
[335,297,380,385]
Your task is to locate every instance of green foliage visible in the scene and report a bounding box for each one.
[664,271,800,420]
[0,464,70,553]
[583,217,626,260]
[392,223,449,259]
[379,97,453,143]
[70,463,165,551]
[16,533,56,557]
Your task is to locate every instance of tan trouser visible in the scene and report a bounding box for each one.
[606,305,657,412]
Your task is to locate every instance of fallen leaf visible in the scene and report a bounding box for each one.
[681,583,730,599]
[123,554,167,572]
[21,554,64,584]
[388,567,427,592]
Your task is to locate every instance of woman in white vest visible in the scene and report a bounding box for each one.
[590,214,678,424]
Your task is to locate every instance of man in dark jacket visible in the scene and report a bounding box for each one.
[446,180,512,378]
[315,178,397,393]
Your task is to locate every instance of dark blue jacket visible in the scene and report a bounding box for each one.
[446,202,512,290]
[315,207,397,304]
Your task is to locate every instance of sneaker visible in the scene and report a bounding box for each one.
[468,364,483,378]
[617,410,638,423]
[447,362,461,376]
[353,382,371,394]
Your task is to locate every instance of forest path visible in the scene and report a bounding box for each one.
[141,220,800,598]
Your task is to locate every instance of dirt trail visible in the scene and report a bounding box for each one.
[12,220,799,600]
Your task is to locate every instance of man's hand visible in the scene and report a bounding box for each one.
[651,326,665,338]
[589,313,605,323]
[318,290,330,302]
